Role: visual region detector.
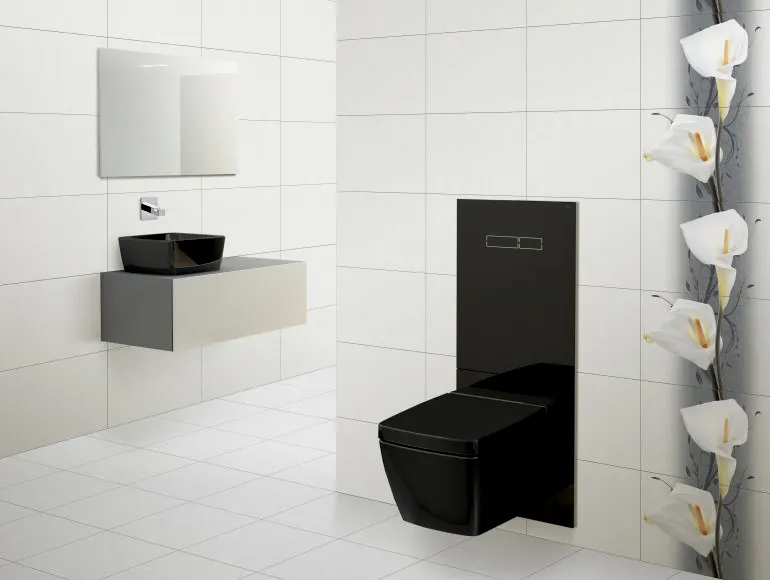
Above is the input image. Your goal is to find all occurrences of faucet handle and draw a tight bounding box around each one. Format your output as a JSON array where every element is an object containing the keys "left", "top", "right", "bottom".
[{"left": 140, "top": 197, "right": 166, "bottom": 221}]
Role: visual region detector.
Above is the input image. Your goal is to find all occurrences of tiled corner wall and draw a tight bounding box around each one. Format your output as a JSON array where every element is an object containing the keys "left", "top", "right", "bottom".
[
  {"left": 0, "top": 0, "right": 336, "bottom": 458},
  {"left": 336, "top": 0, "right": 770, "bottom": 576}
]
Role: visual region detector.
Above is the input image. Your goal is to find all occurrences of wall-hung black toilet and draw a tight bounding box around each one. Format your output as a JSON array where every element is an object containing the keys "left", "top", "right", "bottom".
[{"left": 379, "top": 200, "right": 578, "bottom": 536}]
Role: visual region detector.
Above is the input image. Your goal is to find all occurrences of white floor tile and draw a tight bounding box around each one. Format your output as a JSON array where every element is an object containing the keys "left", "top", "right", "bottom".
[
  {"left": 149, "top": 429, "right": 260, "bottom": 461},
  {"left": 528, "top": 550, "right": 676, "bottom": 580},
  {"left": 116, "top": 503, "right": 254, "bottom": 549},
  {"left": 133, "top": 462, "right": 257, "bottom": 501},
  {"left": 199, "top": 478, "right": 329, "bottom": 519},
  {"left": 218, "top": 410, "right": 326, "bottom": 439},
  {"left": 430, "top": 530, "right": 580, "bottom": 580},
  {"left": 160, "top": 400, "right": 263, "bottom": 427},
  {"left": 0, "top": 513, "right": 99, "bottom": 561},
  {"left": 387, "top": 562, "right": 494, "bottom": 580},
  {"left": 22, "top": 531, "right": 170, "bottom": 580},
  {"left": 275, "top": 421, "right": 337, "bottom": 452},
  {"left": 346, "top": 516, "right": 467, "bottom": 558},
  {"left": 263, "top": 540, "right": 416, "bottom": 580},
  {"left": 0, "top": 500, "right": 33, "bottom": 526},
  {"left": 281, "top": 367, "right": 336, "bottom": 391},
  {"left": 71, "top": 449, "right": 193, "bottom": 484},
  {"left": 226, "top": 383, "right": 322, "bottom": 409},
  {"left": 273, "top": 454, "right": 337, "bottom": 490},
  {"left": 280, "top": 393, "right": 336, "bottom": 420},
  {"left": 0, "top": 564, "right": 65, "bottom": 579},
  {"left": 185, "top": 520, "right": 331, "bottom": 571},
  {"left": 106, "top": 552, "right": 252, "bottom": 580},
  {"left": 91, "top": 417, "right": 203, "bottom": 447},
  {"left": 50, "top": 486, "right": 183, "bottom": 530},
  {"left": 0, "top": 458, "right": 55, "bottom": 489},
  {"left": 16, "top": 437, "right": 133, "bottom": 470},
  {"left": 0, "top": 471, "right": 117, "bottom": 511},
  {"left": 208, "top": 441, "right": 327, "bottom": 475},
  {"left": 267, "top": 494, "right": 397, "bottom": 538}
]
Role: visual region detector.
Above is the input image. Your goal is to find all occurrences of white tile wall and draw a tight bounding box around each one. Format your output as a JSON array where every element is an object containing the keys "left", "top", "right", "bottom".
[
  {"left": 109, "top": 0, "right": 202, "bottom": 46},
  {"left": 281, "top": 122, "right": 336, "bottom": 186},
  {"left": 426, "top": 354, "right": 456, "bottom": 399},
  {"left": 338, "top": 0, "right": 426, "bottom": 39},
  {"left": 202, "top": 0, "right": 280, "bottom": 54},
  {"left": 0, "top": 0, "right": 106, "bottom": 36},
  {"left": 281, "top": 245, "right": 336, "bottom": 309},
  {"left": 336, "top": 418, "right": 395, "bottom": 504},
  {"left": 426, "top": 275, "right": 456, "bottom": 356},
  {"left": 202, "top": 332, "right": 281, "bottom": 400},
  {"left": 528, "top": 0, "right": 640, "bottom": 26},
  {"left": 427, "top": 0, "right": 526, "bottom": 33},
  {"left": 280, "top": 185, "right": 336, "bottom": 250},
  {"left": 281, "top": 0, "right": 336, "bottom": 61},
  {"left": 281, "top": 59, "right": 336, "bottom": 122},
  {"left": 281, "top": 306, "right": 337, "bottom": 379}
]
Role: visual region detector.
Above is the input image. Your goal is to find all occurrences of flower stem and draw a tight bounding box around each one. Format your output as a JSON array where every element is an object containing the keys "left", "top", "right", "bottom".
[
  {"left": 710, "top": 553, "right": 722, "bottom": 578},
  {"left": 714, "top": 301, "right": 726, "bottom": 400},
  {"left": 709, "top": 366, "right": 723, "bottom": 401},
  {"left": 715, "top": 492, "right": 725, "bottom": 577},
  {"left": 714, "top": 116, "right": 726, "bottom": 213}
]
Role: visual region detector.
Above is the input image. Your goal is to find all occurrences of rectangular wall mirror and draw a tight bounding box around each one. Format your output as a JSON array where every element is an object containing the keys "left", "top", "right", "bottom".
[{"left": 98, "top": 48, "right": 239, "bottom": 178}]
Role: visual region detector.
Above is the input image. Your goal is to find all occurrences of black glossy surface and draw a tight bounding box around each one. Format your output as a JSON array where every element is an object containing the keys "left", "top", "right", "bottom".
[{"left": 119, "top": 233, "right": 226, "bottom": 275}]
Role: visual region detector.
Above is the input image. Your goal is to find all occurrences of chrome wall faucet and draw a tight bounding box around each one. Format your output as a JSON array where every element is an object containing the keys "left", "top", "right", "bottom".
[{"left": 140, "top": 197, "right": 166, "bottom": 221}]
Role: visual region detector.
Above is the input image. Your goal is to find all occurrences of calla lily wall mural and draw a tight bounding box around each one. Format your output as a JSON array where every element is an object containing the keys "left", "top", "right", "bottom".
[{"left": 641, "top": 6, "right": 756, "bottom": 580}]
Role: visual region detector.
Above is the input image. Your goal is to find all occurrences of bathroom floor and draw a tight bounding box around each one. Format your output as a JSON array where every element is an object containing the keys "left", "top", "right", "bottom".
[{"left": 0, "top": 367, "right": 696, "bottom": 580}]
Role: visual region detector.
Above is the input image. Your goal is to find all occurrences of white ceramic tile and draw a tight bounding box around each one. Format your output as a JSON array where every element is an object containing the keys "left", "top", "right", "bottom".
[
  {"left": 427, "top": 113, "right": 526, "bottom": 196},
  {"left": 431, "top": 530, "right": 579, "bottom": 580},
  {"left": 338, "top": 115, "right": 425, "bottom": 193},
  {"left": 0, "top": 514, "right": 99, "bottom": 561},
  {"left": 202, "top": 0, "right": 280, "bottom": 54},
  {"left": 273, "top": 454, "right": 337, "bottom": 491},
  {"left": 161, "top": 400, "right": 260, "bottom": 428},
  {"left": 527, "top": 461, "right": 642, "bottom": 559},
  {"left": 347, "top": 516, "right": 466, "bottom": 558},
  {"left": 218, "top": 409, "right": 326, "bottom": 439},
  {"left": 527, "top": 549, "right": 675, "bottom": 580},
  {"left": 282, "top": 58, "right": 336, "bottom": 122},
  {"left": 427, "top": 0, "right": 525, "bottom": 33},
  {"left": 281, "top": 122, "right": 336, "bottom": 186},
  {"left": 91, "top": 416, "right": 202, "bottom": 448},
  {"left": 107, "top": 189, "right": 201, "bottom": 270},
  {"left": 387, "top": 562, "right": 495, "bottom": 580},
  {"left": 281, "top": 245, "right": 336, "bottom": 309},
  {"left": 117, "top": 503, "right": 253, "bottom": 549},
  {"left": 108, "top": 347, "right": 202, "bottom": 426},
  {"left": 427, "top": 354, "right": 456, "bottom": 398},
  {"left": 578, "top": 286, "right": 641, "bottom": 379},
  {"left": 528, "top": 110, "right": 641, "bottom": 199},
  {"left": 0, "top": 0, "right": 106, "bottom": 36},
  {"left": 51, "top": 486, "right": 183, "bottom": 529},
  {"left": 338, "top": 343, "right": 426, "bottom": 423},
  {"left": 133, "top": 462, "right": 256, "bottom": 501},
  {"left": 338, "top": 191, "right": 426, "bottom": 272},
  {"left": 280, "top": 393, "right": 336, "bottom": 420},
  {"left": 339, "top": 0, "right": 425, "bottom": 39},
  {"left": 336, "top": 419, "right": 394, "bottom": 503},
  {"left": 426, "top": 275, "right": 456, "bottom": 356},
  {"left": 0, "top": 195, "right": 106, "bottom": 285},
  {"left": 71, "top": 449, "right": 192, "bottom": 484},
  {"left": 577, "top": 374, "right": 641, "bottom": 470},
  {"left": 268, "top": 493, "right": 396, "bottom": 537},
  {"left": 199, "top": 477, "right": 329, "bottom": 518},
  {"left": 338, "top": 36, "right": 425, "bottom": 115},
  {"left": 0, "top": 564, "right": 65, "bottom": 579},
  {"left": 0, "top": 114, "right": 104, "bottom": 199},
  {"left": 338, "top": 268, "right": 426, "bottom": 351},
  {"left": 0, "top": 354, "right": 107, "bottom": 458},
  {"left": 17, "top": 437, "right": 131, "bottom": 470},
  {"left": 208, "top": 440, "right": 327, "bottom": 475},
  {"left": 528, "top": 0, "right": 640, "bottom": 26},
  {"left": 186, "top": 520, "right": 330, "bottom": 571},
  {"left": 0, "top": 276, "right": 104, "bottom": 372},
  {"left": 428, "top": 29, "right": 526, "bottom": 113},
  {"left": 0, "top": 471, "right": 117, "bottom": 511},
  {"left": 22, "top": 531, "right": 170, "bottom": 580},
  {"left": 0, "top": 458, "right": 55, "bottom": 490},
  {"left": 0, "top": 28, "right": 102, "bottom": 114},
  {"left": 227, "top": 383, "right": 322, "bottom": 409},
  {"left": 528, "top": 20, "right": 641, "bottom": 111},
  {"left": 280, "top": 185, "right": 336, "bottom": 250},
  {"left": 202, "top": 121, "right": 280, "bottom": 189},
  {"left": 149, "top": 429, "right": 259, "bottom": 461},
  {"left": 264, "top": 539, "right": 416, "bottom": 580},
  {"left": 281, "top": 0, "right": 336, "bottom": 61},
  {"left": 281, "top": 306, "right": 337, "bottom": 378},
  {"left": 281, "top": 367, "right": 337, "bottom": 392},
  {"left": 0, "top": 501, "right": 32, "bottom": 526},
  {"left": 106, "top": 552, "right": 252, "bottom": 580},
  {"left": 109, "top": 0, "right": 201, "bottom": 45},
  {"left": 203, "top": 332, "right": 281, "bottom": 400},
  {"left": 276, "top": 421, "right": 337, "bottom": 452},
  {"left": 202, "top": 187, "right": 281, "bottom": 256}
]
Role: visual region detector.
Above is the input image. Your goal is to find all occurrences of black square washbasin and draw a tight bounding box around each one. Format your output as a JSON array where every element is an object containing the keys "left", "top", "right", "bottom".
[{"left": 119, "top": 233, "right": 226, "bottom": 275}]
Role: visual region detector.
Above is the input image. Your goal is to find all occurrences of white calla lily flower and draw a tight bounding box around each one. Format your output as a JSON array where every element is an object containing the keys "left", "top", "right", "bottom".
[
  {"left": 644, "top": 299, "right": 718, "bottom": 371},
  {"left": 645, "top": 483, "right": 718, "bottom": 557},
  {"left": 681, "top": 19, "right": 749, "bottom": 119},
  {"left": 680, "top": 209, "right": 749, "bottom": 309},
  {"left": 643, "top": 115, "right": 717, "bottom": 183},
  {"left": 681, "top": 399, "right": 749, "bottom": 497}
]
